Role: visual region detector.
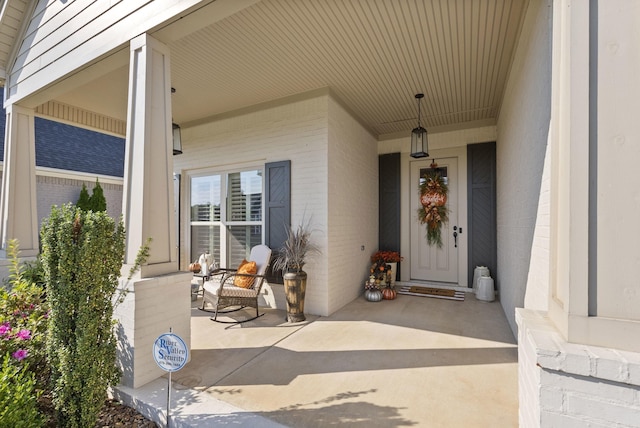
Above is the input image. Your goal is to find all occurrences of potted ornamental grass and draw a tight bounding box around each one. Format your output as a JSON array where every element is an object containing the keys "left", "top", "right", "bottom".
[{"left": 273, "top": 219, "right": 319, "bottom": 322}]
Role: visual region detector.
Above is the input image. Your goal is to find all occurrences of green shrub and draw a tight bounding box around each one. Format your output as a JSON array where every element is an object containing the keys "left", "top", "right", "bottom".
[
  {"left": 76, "top": 179, "right": 107, "bottom": 212},
  {"left": 88, "top": 179, "right": 107, "bottom": 212},
  {"left": 0, "top": 354, "right": 44, "bottom": 428},
  {"left": 0, "top": 240, "right": 49, "bottom": 388},
  {"left": 0, "top": 240, "right": 48, "bottom": 427},
  {"left": 76, "top": 184, "right": 91, "bottom": 211},
  {"left": 41, "top": 204, "right": 125, "bottom": 428},
  {"left": 20, "top": 257, "right": 46, "bottom": 289}
]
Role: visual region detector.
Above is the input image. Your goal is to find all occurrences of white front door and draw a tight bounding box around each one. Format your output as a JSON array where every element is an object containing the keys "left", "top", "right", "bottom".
[{"left": 410, "top": 157, "right": 459, "bottom": 283}]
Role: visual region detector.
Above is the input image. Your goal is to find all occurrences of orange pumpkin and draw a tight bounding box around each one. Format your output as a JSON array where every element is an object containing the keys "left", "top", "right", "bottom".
[
  {"left": 189, "top": 262, "right": 201, "bottom": 273},
  {"left": 382, "top": 287, "right": 397, "bottom": 300}
]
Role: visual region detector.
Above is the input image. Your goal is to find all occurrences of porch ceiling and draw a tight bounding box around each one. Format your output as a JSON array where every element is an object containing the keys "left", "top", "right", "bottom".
[{"left": 44, "top": 0, "right": 528, "bottom": 137}]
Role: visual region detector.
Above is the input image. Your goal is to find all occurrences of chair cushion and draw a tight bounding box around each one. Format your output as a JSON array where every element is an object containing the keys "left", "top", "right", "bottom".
[
  {"left": 202, "top": 281, "right": 258, "bottom": 298},
  {"left": 234, "top": 259, "right": 257, "bottom": 288}
]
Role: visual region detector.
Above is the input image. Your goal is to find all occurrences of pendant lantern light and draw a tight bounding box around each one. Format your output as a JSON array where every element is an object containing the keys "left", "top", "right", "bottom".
[
  {"left": 410, "top": 93, "right": 429, "bottom": 158},
  {"left": 172, "top": 123, "right": 182, "bottom": 155},
  {"left": 171, "top": 87, "right": 182, "bottom": 155}
]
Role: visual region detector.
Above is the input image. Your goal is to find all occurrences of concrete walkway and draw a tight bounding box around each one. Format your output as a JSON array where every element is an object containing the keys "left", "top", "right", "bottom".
[{"left": 115, "top": 290, "right": 518, "bottom": 427}]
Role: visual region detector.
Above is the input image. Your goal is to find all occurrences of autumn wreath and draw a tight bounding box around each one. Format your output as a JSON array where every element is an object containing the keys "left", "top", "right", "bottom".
[{"left": 417, "top": 170, "right": 449, "bottom": 247}]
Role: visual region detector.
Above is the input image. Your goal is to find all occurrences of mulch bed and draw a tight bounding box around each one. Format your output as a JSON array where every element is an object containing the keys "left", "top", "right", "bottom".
[
  {"left": 94, "top": 399, "right": 158, "bottom": 428},
  {"left": 39, "top": 393, "right": 158, "bottom": 428}
]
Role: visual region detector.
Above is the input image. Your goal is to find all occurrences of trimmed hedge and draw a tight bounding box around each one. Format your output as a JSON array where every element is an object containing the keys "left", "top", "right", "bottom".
[{"left": 41, "top": 204, "right": 125, "bottom": 428}]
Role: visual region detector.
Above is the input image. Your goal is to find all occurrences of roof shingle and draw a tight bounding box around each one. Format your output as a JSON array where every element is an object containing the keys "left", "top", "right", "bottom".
[{"left": 0, "top": 89, "right": 125, "bottom": 178}]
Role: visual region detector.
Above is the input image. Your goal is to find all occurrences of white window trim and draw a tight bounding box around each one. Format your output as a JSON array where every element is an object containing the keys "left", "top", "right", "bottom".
[{"left": 186, "top": 164, "right": 265, "bottom": 266}]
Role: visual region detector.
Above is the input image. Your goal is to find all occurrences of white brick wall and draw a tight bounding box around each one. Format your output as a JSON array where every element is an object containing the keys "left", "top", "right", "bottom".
[
  {"left": 517, "top": 308, "right": 640, "bottom": 428},
  {"left": 114, "top": 272, "right": 192, "bottom": 388},
  {"left": 175, "top": 90, "right": 379, "bottom": 316},
  {"left": 0, "top": 168, "right": 123, "bottom": 281},
  {"left": 327, "top": 97, "right": 378, "bottom": 314},
  {"left": 36, "top": 174, "right": 123, "bottom": 226},
  {"left": 524, "top": 140, "right": 550, "bottom": 311},
  {"left": 496, "top": 0, "right": 552, "bottom": 335},
  {"left": 518, "top": 309, "right": 542, "bottom": 427}
]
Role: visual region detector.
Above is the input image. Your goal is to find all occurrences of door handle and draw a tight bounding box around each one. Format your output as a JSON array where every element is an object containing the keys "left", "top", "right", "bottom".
[{"left": 453, "top": 226, "right": 460, "bottom": 248}]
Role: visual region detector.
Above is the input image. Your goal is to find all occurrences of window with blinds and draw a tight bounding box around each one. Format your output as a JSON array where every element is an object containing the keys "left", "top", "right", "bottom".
[
  {"left": 227, "top": 171, "right": 262, "bottom": 222},
  {"left": 189, "top": 169, "right": 262, "bottom": 268},
  {"left": 191, "top": 175, "right": 221, "bottom": 221}
]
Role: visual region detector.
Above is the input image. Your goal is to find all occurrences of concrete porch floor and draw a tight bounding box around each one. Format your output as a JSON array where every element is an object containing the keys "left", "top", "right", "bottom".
[{"left": 115, "top": 291, "right": 518, "bottom": 427}]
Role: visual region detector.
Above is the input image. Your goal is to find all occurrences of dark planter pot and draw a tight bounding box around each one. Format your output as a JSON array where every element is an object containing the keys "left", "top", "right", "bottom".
[{"left": 283, "top": 271, "right": 307, "bottom": 322}]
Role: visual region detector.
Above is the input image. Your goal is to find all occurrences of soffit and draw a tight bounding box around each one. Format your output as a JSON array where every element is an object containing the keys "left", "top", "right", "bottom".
[
  {"left": 0, "top": 0, "right": 28, "bottom": 81},
  {"left": 53, "top": 0, "right": 529, "bottom": 137}
]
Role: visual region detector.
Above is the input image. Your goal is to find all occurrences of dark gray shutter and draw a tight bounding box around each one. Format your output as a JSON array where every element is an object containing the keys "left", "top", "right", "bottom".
[
  {"left": 379, "top": 153, "right": 401, "bottom": 279},
  {"left": 467, "top": 142, "right": 497, "bottom": 288},
  {"left": 265, "top": 159, "right": 291, "bottom": 251}
]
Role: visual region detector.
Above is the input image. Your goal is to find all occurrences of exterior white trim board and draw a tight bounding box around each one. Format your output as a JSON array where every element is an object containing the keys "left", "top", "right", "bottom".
[{"left": 34, "top": 166, "right": 123, "bottom": 185}]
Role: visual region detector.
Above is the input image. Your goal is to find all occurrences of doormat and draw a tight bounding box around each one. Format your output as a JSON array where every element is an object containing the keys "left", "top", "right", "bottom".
[{"left": 397, "top": 286, "right": 465, "bottom": 301}]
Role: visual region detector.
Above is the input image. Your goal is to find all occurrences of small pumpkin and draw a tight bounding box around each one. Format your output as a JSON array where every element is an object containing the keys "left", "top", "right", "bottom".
[
  {"left": 189, "top": 262, "right": 201, "bottom": 273},
  {"left": 365, "top": 289, "right": 383, "bottom": 302},
  {"left": 382, "top": 287, "right": 397, "bottom": 300}
]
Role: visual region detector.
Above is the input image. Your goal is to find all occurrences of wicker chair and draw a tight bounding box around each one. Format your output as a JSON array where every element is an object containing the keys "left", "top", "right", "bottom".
[{"left": 200, "top": 244, "right": 272, "bottom": 323}]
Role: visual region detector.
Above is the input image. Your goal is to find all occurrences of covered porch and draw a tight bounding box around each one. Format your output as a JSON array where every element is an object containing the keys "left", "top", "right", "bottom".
[
  {"left": 1, "top": 1, "right": 640, "bottom": 425},
  {"left": 114, "top": 292, "right": 518, "bottom": 427},
  {"left": 0, "top": 0, "right": 533, "bottom": 322}
]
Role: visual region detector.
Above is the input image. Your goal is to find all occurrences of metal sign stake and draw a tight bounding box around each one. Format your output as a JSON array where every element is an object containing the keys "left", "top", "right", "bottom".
[
  {"left": 153, "top": 327, "right": 189, "bottom": 428},
  {"left": 167, "top": 371, "right": 172, "bottom": 426},
  {"left": 167, "top": 327, "right": 172, "bottom": 428}
]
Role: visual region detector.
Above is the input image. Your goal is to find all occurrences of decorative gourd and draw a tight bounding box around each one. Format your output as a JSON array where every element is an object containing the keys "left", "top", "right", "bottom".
[
  {"left": 382, "top": 287, "right": 397, "bottom": 300},
  {"left": 189, "top": 262, "right": 201, "bottom": 273},
  {"left": 365, "top": 289, "right": 383, "bottom": 302}
]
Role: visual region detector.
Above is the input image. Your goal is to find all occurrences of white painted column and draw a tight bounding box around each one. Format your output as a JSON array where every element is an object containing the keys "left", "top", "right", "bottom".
[
  {"left": 546, "top": 0, "right": 640, "bottom": 353},
  {"left": 123, "top": 33, "right": 177, "bottom": 278},
  {"left": 115, "top": 34, "right": 191, "bottom": 389},
  {"left": 519, "top": 2, "right": 640, "bottom": 426},
  {"left": 0, "top": 105, "right": 38, "bottom": 257}
]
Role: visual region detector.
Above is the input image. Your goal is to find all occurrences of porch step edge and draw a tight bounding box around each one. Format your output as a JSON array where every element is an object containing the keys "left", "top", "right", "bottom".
[{"left": 111, "top": 378, "right": 286, "bottom": 428}]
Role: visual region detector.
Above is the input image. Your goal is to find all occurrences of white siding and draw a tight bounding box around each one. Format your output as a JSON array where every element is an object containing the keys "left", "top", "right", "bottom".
[
  {"left": 174, "top": 92, "right": 331, "bottom": 316},
  {"left": 327, "top": 97, "right": 378, "bottom": 315},
  {"left": 6, "top": 0, "right": 205, "bottom": 104},
  {"left": 496, "top": 0, "right": 552, "bottom": 335},
  {"left": 36, "top": 100, "right": 126, "bottom": 136},
  {"left": 0, "top": 0, "right": 28, "bottom": 67}
]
